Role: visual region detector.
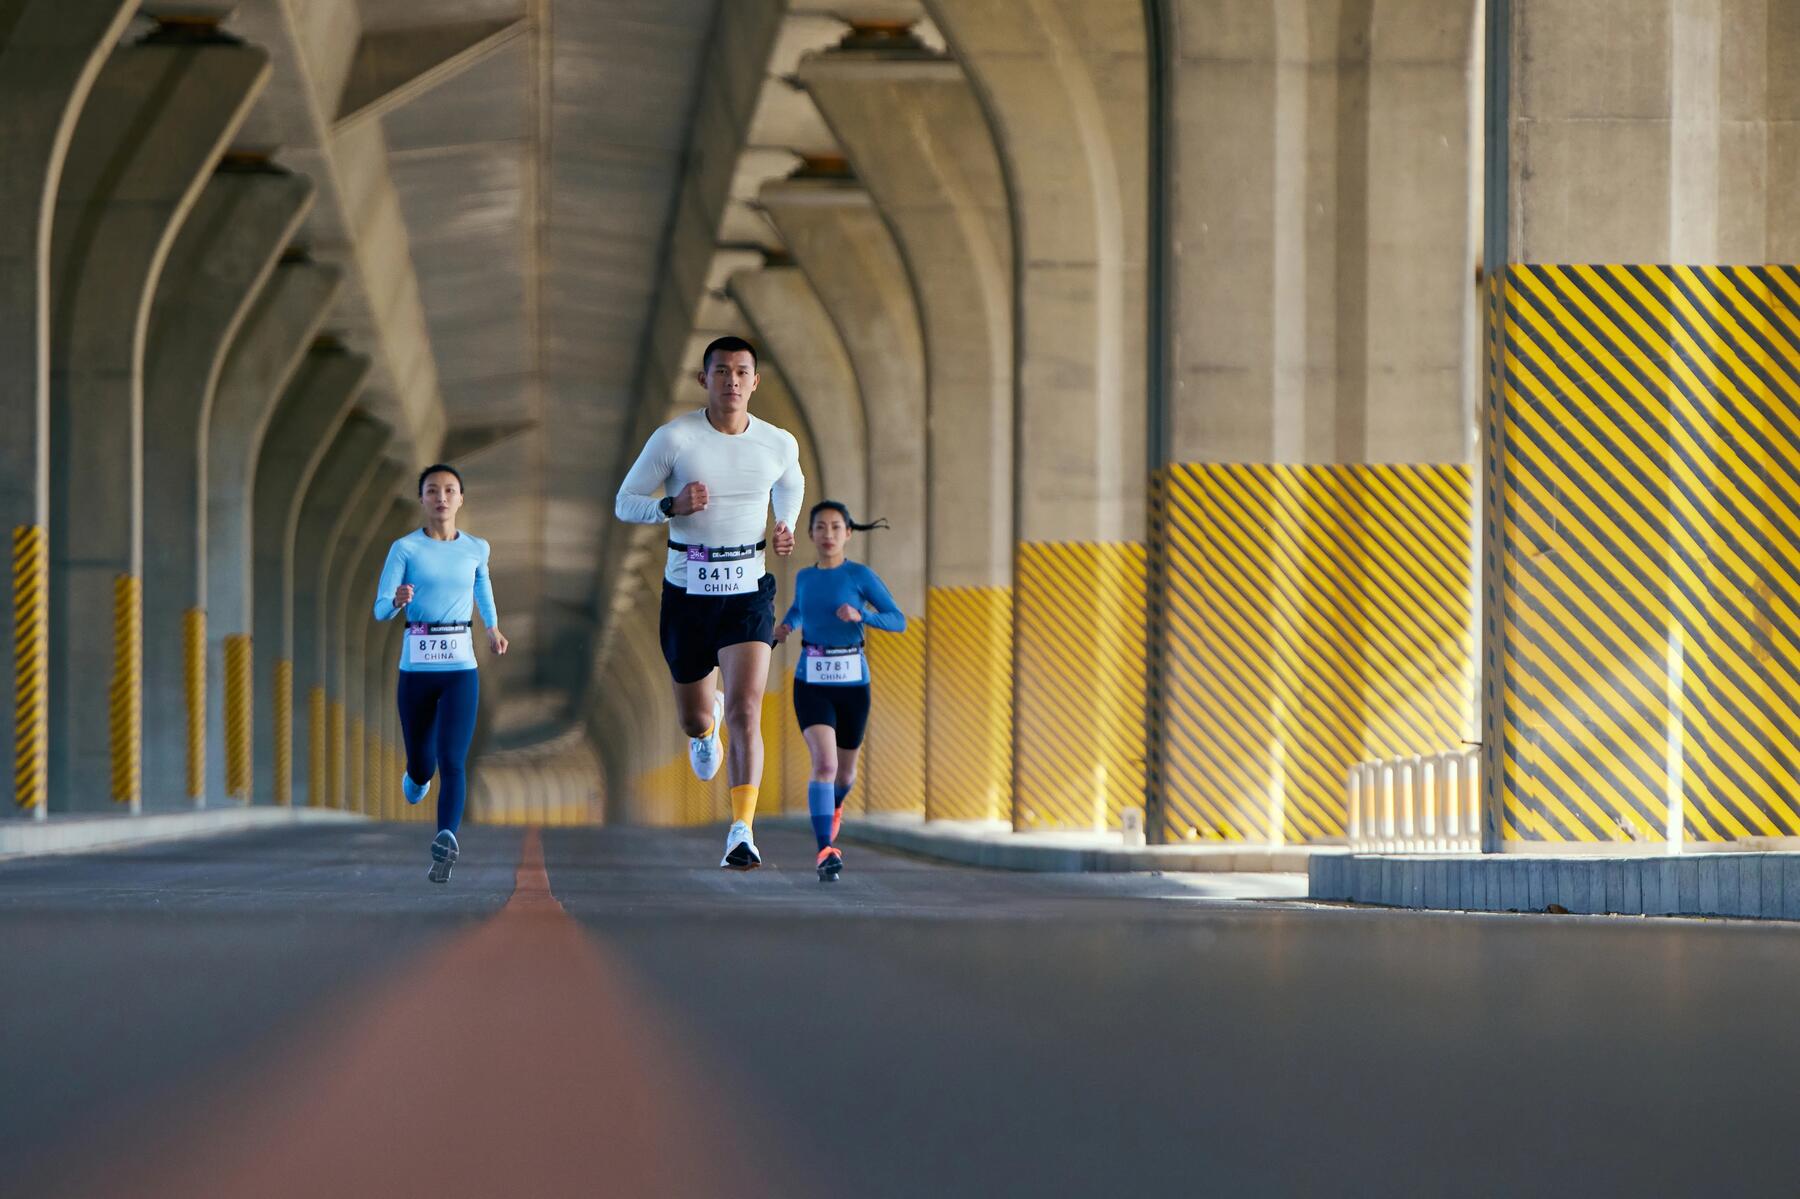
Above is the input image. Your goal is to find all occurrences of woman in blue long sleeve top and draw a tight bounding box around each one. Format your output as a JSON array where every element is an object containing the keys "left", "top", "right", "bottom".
[
  {"left": 374, "top": 463, "right": 509, "bottom": 883},
  {"left": 772, "top": 500, "right": 905, "bottom": 881}
]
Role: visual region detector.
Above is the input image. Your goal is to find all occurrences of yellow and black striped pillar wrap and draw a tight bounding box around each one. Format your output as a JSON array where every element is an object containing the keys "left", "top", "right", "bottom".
[
  {"left": 110, "top": 575, "right": 142, "bottom": 805},
  {"left": 327, "top": 699, "right": 344, "bottom": 809},
  {"left": 863, "top": 621, "right": 926, "bottom": 814},
  {"left": 183, "top": 608, "right": 205, "bottom": 800},
  {"left": 224, "top": 635, "right": 252, "bottom": 799},
  {"left": 307, "top": 685, "right": 325, "bottom": 807},
  {"left": 1491, "top": 264, "right": 1800, "bottom": 844},
  {"left": 1014, "top": 545, "right": 1147, "bottom": 830},
  {"left": 12, "top": 526, "right": 48, "bottom": 811},
  {"left": 925, "top": 586, "right": 1013, "bottom": 821},
  {"left": 1160, "top": 463, "right": 1473, "bottom": 843},
  {"left": 362, "top": 724, "right": 378, "bottom": 818},
  {"left": 347, "top": 714, "right": 363, "bottom": 813},
  {"left": 272, "top": 659, "right": 292, "bottom": 806}
]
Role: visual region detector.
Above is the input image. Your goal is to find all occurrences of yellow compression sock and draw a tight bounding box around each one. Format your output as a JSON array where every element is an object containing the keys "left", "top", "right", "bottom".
[{"left": 730, "top": 785, "right": 759, "bottom": 827}]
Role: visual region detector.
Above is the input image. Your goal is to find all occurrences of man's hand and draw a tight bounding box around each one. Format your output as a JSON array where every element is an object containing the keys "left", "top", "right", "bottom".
[
  {"left": 773, "top": 622, "right": 793, "bottom": 646},
  {"left": 671, "top": 481, "right": 709, "bottom": 516},
  {"left": 393, "top": 583, "right": 414, "bottom": 608},
  {"left": 772, "top": 522, "right": 795, "bottom": 557},
  {"left": 836, "top": 603, "right": 864, "bottom": 624},
  {"left": 488, "top": 628, "right": 509, "bottom": 656}
]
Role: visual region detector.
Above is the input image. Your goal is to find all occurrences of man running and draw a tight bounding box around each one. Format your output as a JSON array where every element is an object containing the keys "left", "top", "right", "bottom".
[
  {"left": 374, "top": 463, "right": 508, "bottom": 883},
  {"left": 615, "top": 335, "right": 803, "bottom": 869}
]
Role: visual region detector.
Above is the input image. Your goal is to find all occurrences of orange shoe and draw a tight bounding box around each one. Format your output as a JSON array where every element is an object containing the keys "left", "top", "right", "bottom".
[
  {"left": 831, "top": 807, "right": 843, "bottom": 844},
  {"left": 815, "top": 845, "right": 843, "bottom": 883}
]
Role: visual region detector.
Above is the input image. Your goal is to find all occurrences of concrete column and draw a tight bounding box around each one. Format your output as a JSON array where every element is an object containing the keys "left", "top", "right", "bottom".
[
  {"left": 727, "top": 266, "right": 870, "bottom": 521},
  {"left": 291, "top": 414, "right": 388, "bottom": 807},
  {"left": 250, "top": 346, "right": 370, "bottom": 806},
  {"left": 141, "top": 165, "right": 314, "bottom": 809},
  {"left": 345, "top": 501, "right": 411, "bottom": 814},
  {"left": 0, "top": 0, "right": 135, "bottom": 813},
  {"left": 203, "top": 260, "right": 341, "bottom": 805},
  {"left": 324, "top": 464, "right": 406, "bottom": 810},
  {"left": 801, "top": 44, "right": 1016, "bottom": 824},
  {"left": 47, "top": 32, "right": 269, "bottom": 813},
  {"left": 760, "top": 176, "right": 928, "bottom": 613},
  {"left": 1510, "top": 0, "right": 1800, "bottom": 261}
]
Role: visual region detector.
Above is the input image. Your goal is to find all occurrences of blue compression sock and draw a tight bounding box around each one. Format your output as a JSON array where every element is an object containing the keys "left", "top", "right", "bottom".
[
  {"left": 834, "top": 782, "right": 851, "bottom": 811},
  {"left": 808, "top": 781, "right": 836, "bottom": 850}
]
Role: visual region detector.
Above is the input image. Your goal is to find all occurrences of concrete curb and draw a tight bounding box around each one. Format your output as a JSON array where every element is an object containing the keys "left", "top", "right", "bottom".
[
  {"left": 766, "top": 814, "right": 1311, "bottom": 874},
  {"left": 1310, "top": 851, "right": 1800, "bottom": 920},
  {"left": 0, "top": 808, "right": 366, "bottom": 861}
]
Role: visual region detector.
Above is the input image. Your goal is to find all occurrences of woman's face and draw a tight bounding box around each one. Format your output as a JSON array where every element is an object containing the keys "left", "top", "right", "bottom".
[
  {"left": 421, "top": 472, "right": 464, "bottom": 523},
  {"left": 811, "top": 509, "right": 849, "bottom": 557}
]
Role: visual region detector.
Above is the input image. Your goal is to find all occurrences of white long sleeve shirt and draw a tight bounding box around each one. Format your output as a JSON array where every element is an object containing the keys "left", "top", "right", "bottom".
[{"left": 615, "top": 408, "right": 805, "bottom": 587}]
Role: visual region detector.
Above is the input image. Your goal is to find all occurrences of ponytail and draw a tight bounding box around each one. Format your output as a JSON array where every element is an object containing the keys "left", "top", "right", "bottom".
[{"left": 809, "top": 500, "right": 888, "bottom": 533}]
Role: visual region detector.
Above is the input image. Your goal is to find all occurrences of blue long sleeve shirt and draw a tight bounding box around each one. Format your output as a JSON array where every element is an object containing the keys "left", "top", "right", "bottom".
[
  {"left": 780, "top": 560, "right": 906, "bottom": 682},
  {"left": 374, "top": 529, "right": 498, "bottom": 672}
]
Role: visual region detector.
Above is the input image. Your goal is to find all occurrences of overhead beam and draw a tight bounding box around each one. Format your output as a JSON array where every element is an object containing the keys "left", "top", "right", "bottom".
[{"left": 335, "top": 19, "right": 529, "bottom": 133}]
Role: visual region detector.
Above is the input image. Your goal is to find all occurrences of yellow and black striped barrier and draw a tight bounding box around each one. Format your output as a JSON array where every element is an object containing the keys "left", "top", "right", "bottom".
[
  {"left": 184, "top": 608, "right": 205, "bottom": 799},
  {"left": 864, "top": 620, "right": 926, "bottom": 814},
  {"left": 273, "top": 659, "right": 292, "bottom": 806},
  {"left": 12, "top": 526, "right": 47, "bottom": 811},
  {"left": 224, "top": 635, "right": 252, "bottom": 799},
  {"left": 347, "top": 714, "right": 364, "bottom": 813},
  {"left": 110, "top": 575, "right": 141, "bottom": 806},
  {"left": 307, "top": 685, "right": 324, "bottom": 807},
  {"left": 925, "top": 586, "right": 1012, "bottom": 821},
  {"left": 327, "top": 698, "right": 344, "bottom": 809}
]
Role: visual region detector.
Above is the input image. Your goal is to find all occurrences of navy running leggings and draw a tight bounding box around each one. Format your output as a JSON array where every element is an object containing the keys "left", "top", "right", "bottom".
[{"left": 396, "top": 668, "right": 479, "bottom": 834}]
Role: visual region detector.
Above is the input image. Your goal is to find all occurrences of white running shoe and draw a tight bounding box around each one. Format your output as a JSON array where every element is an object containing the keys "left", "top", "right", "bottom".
[
  {"left": 720, "top": 820, "right": 761, "bottom": 870},
  {"left": 689, "top": 692, "right": 724, "bottom": 781}
]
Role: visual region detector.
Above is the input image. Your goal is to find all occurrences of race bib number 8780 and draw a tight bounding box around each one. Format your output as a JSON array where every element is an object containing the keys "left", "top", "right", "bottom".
[{"left": 406, "top": 623, "right": 474, "bottom": 667}]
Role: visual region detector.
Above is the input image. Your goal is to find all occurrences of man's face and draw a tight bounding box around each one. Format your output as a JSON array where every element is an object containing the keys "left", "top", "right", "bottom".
[{"left": 699, "top": 350, "right": 759, "bottom": 410}]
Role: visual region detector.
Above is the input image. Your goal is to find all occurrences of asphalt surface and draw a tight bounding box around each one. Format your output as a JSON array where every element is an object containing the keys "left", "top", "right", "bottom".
[{"left": 4, "top": 822, "right": 1800, "bottom": 1196}]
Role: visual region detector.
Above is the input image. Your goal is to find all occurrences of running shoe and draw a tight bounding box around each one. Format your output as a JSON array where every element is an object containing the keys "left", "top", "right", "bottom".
[
  {"left": 690, "top": 692, "right": 724, "bottom": 781},
  {"left": 402, "top": 772, "right": 431, "bottom": 805},
  {"left": 816, "top": 845, "right": 843, "bottom": 883},
  {"left": 720, "top": 820, "right": 761, "bottom": 870},
  {"left": 428, "top": 829, "right": 459, "bottom": 883},
  {"left": 831, "top": 806, "right": 843, "bottom": 845}
]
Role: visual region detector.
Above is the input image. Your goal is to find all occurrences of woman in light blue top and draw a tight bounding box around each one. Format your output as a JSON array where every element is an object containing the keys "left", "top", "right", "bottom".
[
  {"left": 772, "top": 501, "right": 905, "bottom": 881},
  {"left": 374, "top": 463, "right": 508, "bottom": 883}
]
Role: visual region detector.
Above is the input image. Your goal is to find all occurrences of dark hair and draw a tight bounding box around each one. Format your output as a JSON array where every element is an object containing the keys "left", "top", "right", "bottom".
[
  {"left": 418, "top": 464, "right": 464, "bottom": 495},
  {"left": 701, "top": 335, "right": 758, "bottom": 372},
  {"left": 809, "top": 500, "right": 888, "bottom": 533}
]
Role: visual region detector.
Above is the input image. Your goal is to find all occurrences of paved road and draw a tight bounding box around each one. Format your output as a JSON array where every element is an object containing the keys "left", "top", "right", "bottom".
[{"left": 3, "top": 822, "right": 1799, "bottom": 1196}]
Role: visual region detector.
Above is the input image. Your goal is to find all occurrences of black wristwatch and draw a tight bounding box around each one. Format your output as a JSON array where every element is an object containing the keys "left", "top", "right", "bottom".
[{"left": 659, "top": 496, "right": 676, "bottom": 519}]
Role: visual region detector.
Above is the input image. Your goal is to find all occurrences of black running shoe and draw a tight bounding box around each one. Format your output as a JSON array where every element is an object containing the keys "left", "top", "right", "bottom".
[
  {"left": 428, "top": 829, "right": 458, "bottom": 884},
  {"left": 816, "top": 846, "right": 843, "bottom": 882}
]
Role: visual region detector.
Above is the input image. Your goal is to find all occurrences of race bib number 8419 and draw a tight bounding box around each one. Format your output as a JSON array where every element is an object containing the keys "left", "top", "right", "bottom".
[{"left": 686, "top": 545, "right": 762, "bottom": 596}]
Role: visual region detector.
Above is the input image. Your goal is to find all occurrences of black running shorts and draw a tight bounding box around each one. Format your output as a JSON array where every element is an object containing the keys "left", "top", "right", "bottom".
[
  {"left": 792, "top": 678, "right": 873, "bottom": 749},
  {"left": 659, "top": 574, "right": 777, "bottom": 685}
]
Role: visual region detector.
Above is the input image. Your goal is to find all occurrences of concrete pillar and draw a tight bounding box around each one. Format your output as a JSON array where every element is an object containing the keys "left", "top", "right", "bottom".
[
  {"left": 250, "top": 346, "right": 370, "bottom": 806},
  {"left": 324, "top": 464, "right": 406, "bottom": 811},
  {"left": 727, "top": 266, "right": 870, "bottom": 520},
  {"left": 922, "top": 1, "right": 1150, "bottom": 832},
  {"left": 345, "top": 501, "right": 411, "bottom": 814},
  {"left": 292, "top": 413, "right": 388, "bottom": 807},
  {"left": 46, "top": 31, "right": 269, "bottom": 813},
  {"left": 0, "top": 0, "right": 135, "bottom": 814},
  {"left": 203, "top": 260, "right": 342, "bottom": 805},
  {"left": 800, "top": 43, "right": 1016, "bottom": 824},
  {"left": 760, "top": 176, "right": 928, "bottom": 612},
  {"left": 141, "top": 164, "right": 314, "bottom": 809},
  {"left": 760, "top": 174, "right": 931, "bottom": 817}
]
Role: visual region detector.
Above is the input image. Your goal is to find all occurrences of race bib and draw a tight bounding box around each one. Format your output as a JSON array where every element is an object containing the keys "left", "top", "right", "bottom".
[
  {"left": 804, "top": 644, "right": 866, "bottom": 685},
  {"left": 685, "top": 545, "right": 763, "bottom": 596},
  {"left": 406, "top": 622, "right": 474, "bottom": 667}
]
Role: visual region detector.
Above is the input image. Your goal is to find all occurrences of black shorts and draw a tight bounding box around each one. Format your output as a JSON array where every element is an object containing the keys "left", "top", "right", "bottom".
[
  {"left": 792, "top": 679, "right": 872, "bottom": 749},
  {"left": 659, "top": 574, "right": 777, "bottom": 685}
]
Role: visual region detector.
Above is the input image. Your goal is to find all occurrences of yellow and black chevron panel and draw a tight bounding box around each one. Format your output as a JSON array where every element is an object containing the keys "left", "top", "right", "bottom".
[
  {"left": 308, "top": 686, "right": 326, "bottom": 807},
  {"left": 1014, "top": 543, "right": 1146, "bottom": 830},
  {"left": 1492, "top": 264, "right": 1800, "bottom": 843},
  {"left": 347, "top": 714, "right": 364, "bottom": 813},
  {"left": 273, "top": 659, "right": 293, "bottom": 806},
  {"left": 328, "top": 699, "right": 345, "bottom": 809},
  {"left": 925, "top": 586, "right": 1013, "bottom": 822},
  {"left": 13, "top": 526, "right": 48, "bottom": 810},
  {"left": 225, "top": 634, "right": 253, "bottom": 799},
  {"left": 863, "top": 620, "right": 926, "bottom": 814},
  {"left": 110, "top": 574, "right": 142, "bottom": 805},
  {"left": 1160, "top": 463, "right": 1472, "bottom": 843}
]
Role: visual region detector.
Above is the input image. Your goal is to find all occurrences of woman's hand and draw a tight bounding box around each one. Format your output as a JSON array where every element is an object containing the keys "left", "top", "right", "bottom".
[
  {"left": 488, "top": 628, "right": 509, "bottom": 655},
  {"left": 773, "top": 622, "right": 793, "bottom": 645},
  {"left": 394, "top": 583, "right": 414, "bottom": 608},
  {"left": 836, "top": 603, "right": 864, "bottom": 624}
]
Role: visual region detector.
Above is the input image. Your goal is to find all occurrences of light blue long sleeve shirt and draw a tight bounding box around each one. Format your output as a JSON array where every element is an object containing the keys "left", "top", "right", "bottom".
[
  {"left": 374, "top": 529, "right": 498, "bottom": 672},
  {"left": 780, "top": 560, "right": 906, "bottom": 681}
]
